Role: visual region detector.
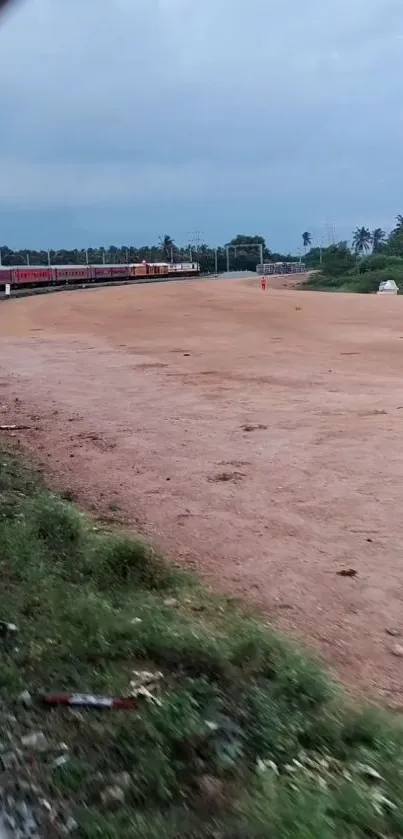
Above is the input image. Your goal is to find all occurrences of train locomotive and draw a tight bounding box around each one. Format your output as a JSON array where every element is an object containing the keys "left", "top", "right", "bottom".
[{"left": 0, "top": 261, "right": 200, "bottom": 291}]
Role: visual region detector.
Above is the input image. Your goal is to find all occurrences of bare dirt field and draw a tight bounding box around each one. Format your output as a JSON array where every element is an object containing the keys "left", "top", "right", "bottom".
[{"left": 1, "top": 278, "right": 403, "bottom": 703}]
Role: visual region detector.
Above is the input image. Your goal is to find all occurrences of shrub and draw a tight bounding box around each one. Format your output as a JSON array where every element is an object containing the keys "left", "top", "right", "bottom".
[
  {"left": 26, "top": 494, "right": 84, "bottom": 554},
  {"left": 88, "top": 533, "right": 177, "bottom": 590},
  {"left": 305, "top": 263, "right": 403, "bottom": 294},
  {"left": 321, "top": 244, "right": 356, "bottom": 277},
  {"left": 358, "top": 254, "right": 401, "bottom": 273}
]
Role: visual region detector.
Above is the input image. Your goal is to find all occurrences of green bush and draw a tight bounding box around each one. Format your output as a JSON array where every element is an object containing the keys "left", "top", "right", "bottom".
[
  {"left": 340, "top": 272, "right": 381, "bottom": 294},
  {"left": 321, "top": 244, "right": 356, "bottom": 277},
  {"left": 305, "top": 261, "right": 403, "bottom": 294},
  {"left": 85, "top": 532, "right": 177, "bottom": 590},
  {"left": 303, "top": 273, "right": 348, "bottom": 290},
  {"left": 26, "top": 494, "right": 84, "bottom": 554},
  {"left": 346, "top": 267, "right": 403, "bottom": 293},
  {"left": 358, "top": 254, "right": 403, "bottom": 273}
]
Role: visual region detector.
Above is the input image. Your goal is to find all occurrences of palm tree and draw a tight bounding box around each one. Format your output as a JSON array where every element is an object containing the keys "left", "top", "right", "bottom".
[
  {"left": 0, "top": 0, "right": 15, "bottom": 12},
  {"left": 371, "top": 228, "right": 386, "bottom": 253},
  {"left": 395, "top": 215, "right": 403, "bottom": 231},
  {"left": 352, "top": 227, "right": 372, "bottom": 256},
  {"left": 302, "top": 231, "right": 312, "bottom": 252},
  {"left": 159, "top": 235, "right": 175, "bottom": 263}
]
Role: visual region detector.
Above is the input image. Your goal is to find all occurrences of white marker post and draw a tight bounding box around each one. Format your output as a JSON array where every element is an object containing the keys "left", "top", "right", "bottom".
[{"left": 5, "top": 283, "right": 10, "bottom": 298}]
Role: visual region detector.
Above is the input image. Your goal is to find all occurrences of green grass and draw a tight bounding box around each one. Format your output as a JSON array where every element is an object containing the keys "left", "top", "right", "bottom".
[
  {"left": 2, "top": 450, "right": 403, "bottom": 837},
  {"left": 303, "top": 262, "right": 403, "bottom": 294}
]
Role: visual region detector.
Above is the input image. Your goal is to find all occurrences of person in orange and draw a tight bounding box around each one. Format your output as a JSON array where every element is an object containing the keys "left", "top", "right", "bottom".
[{"left": 260, "top": 276, "right": 267, "bottom": 291}]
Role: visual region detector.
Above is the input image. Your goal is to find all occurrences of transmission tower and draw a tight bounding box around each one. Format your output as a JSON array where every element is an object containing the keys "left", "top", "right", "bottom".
[{"left": 188, "top": 230, "right": 203, "bottom": 252}]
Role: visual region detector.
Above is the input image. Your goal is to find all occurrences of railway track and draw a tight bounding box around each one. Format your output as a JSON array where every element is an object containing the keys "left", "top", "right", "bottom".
[{"left": 0, "top": 273, "right": 206, "bottom": 301}]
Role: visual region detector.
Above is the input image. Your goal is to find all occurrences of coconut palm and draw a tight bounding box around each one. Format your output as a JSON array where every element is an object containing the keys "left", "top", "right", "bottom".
[
  {"left": 352, "top": 227, "right": 372, "bottom": 255},
  {"left": 371, "top": 228, "right": 386, "bottom": 253},
  {"left": 159, "top": 235, "right": 175, "bottom": 263},
  {"left": 302, "top": 231, "right": 312, "bottom": 251}
]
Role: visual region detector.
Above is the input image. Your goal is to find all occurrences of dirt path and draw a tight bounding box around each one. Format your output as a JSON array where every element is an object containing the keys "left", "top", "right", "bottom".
[{"left": 1, "top": 279, "right": 403, "bottom": 703}]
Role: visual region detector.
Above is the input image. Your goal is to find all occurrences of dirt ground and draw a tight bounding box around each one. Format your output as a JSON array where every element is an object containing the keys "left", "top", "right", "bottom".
[{"left": 1, "top": 278, "right": 403, "bottom": 703}]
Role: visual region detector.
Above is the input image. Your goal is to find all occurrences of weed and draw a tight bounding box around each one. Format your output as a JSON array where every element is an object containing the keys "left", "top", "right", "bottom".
[
  {"left": 87, "top": 532, "right": 178, "bottom": 591},
  {"left": 26, "top": 493, "right": 84, "bottom": 553}
]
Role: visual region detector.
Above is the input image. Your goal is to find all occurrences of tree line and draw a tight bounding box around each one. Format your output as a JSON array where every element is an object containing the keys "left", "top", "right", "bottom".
[
  {"left": 0, "top": 234, "right": 298, "bottom": 274},
  {"left": 303, "top": 216, "right": 403, "bottom": 294},
  {"left": 303, "top": 216, "right": 403, "bottom": 265},
  {"left": 3, "top": 218, "right": 403, "bottom": 277}
]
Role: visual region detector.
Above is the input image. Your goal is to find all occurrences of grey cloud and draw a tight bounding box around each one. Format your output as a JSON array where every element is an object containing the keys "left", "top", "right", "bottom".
[{"left": 0, "top": 0, "right": 402, "bottom": 246}]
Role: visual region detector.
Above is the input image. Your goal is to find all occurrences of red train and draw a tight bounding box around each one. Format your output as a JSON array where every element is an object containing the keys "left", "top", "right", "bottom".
[{"left": 0, "top": 261, "right": 200, "bottom": 291}]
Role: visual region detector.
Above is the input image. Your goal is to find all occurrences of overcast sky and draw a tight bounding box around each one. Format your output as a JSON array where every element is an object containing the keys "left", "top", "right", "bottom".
[{"left": 0, "top": 0, "right": 402, "bottom": 251}]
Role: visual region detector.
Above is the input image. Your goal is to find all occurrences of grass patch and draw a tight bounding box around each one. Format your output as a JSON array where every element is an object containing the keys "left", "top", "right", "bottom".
[
  {"left": 303, "top": 258, "right": 403, "bottom": 294},
  {"left": 1, "top": 450, "right": 403, "bottom": 837}
]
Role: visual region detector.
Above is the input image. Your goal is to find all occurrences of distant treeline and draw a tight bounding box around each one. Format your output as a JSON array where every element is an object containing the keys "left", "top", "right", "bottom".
[
  {"left": 0, "top": 235, "right": 298, "bottom": 274},
  {"left": 5, "top": 219, "right": 403, "bottom": 290}
]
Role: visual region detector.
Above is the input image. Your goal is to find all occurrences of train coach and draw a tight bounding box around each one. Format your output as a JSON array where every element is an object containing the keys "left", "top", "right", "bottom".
[{"left": 0, "top": 261, "right": 200, "bottom": 291}]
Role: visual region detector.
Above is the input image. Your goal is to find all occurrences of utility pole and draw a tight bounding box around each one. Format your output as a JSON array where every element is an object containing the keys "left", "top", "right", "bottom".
[
  {"left": 85, "top": 249, "right": 89, "bottom": 265},
  {"left": 170, "top": 246, "right": 173, "bottom": 265},
  {"left": 215, "top": 248, "right": 218, "bottom": 275},
  {"left": 226, "top": 246, "right": 230, "bottom": 273},
  {"left": 125, "top": 248, "right": 129, "bottom": 264},
  {"left": 259, "top": 243, "right": 263, "bottom": 266},
  {"left": 26, "top": 252, "right": 30, "bottom": 266},
  {"left": 47, "top": 250, "right": 51, "bottom": 266}
]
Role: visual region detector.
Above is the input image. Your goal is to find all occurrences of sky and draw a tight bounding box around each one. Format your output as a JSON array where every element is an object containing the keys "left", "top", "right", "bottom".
[{"left": 0, "top": 0, "right": 402, "bottom": 252}]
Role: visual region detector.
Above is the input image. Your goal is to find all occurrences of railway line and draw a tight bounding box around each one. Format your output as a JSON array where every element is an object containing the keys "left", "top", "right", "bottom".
[
  {"left": 0, "top": 260, "right": 200, "bottom": 299},
  {"left": 0, "top": 270, "right": 205, "bottom": 301}
]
